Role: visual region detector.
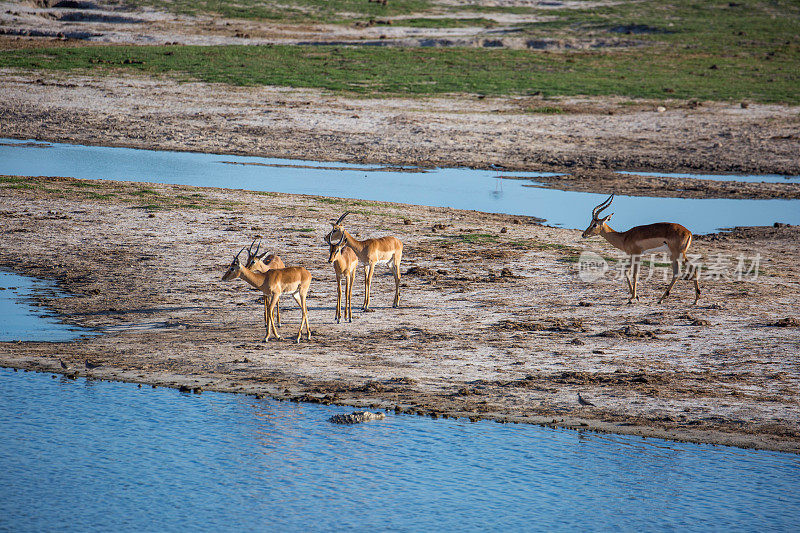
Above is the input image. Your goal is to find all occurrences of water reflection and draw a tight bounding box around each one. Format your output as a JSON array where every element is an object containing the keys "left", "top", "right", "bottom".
[{"left": 1, "top": 138, "right": 798, "bottom": 233}]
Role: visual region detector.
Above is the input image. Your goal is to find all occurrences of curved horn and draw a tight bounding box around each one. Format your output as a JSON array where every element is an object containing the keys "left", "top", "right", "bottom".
[
  {"left": 335, "top": 232, "right": 346, "bottom": 246},
  {"left": 334, "top": 211, "right": 350, "bottom": 225},
  {"left": 247, "top": 238, "right": 260, "bottom": 258},
  {"left": 592, "top": 194, "right": 614, "bottom": 219},
  {"left": 234, "top": 246, "right": 246, "bottom": 262}
]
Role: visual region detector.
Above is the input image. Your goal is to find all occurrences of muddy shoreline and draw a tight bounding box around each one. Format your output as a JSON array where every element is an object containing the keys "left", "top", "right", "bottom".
[{"left": 1, "top": 176, "right": 798, "bottom": 453}]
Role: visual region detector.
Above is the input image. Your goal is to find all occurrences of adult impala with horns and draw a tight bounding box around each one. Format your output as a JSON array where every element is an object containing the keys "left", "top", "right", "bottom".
[
  {"left": 222, "top": 246, "right": 312, "bottom": 343},
  {"left": 581, "top": 194, "right": 700, "bottom": 304},
  {"left": 325, "top": 211, "right": 403, "bottom": 311}
]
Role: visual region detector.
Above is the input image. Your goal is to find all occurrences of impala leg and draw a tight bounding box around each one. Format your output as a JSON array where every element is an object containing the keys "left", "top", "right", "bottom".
[
  {"left": 692, "top": 265, "right": 701, "bottom": 305},
  {"left": 624, "top": 270, "right": 633, "bottom": 294},
  {"left": 266, "top": 293, "right": 281, "bottom": 341},
  {"left": 291, "top": 291, "right": 311, "bottom": 342},
  {"left": 632, "top": 260, "right": 641, "bottom": 302},
  {"left": 335, "top": 274, "right": 342, "bottom": 324},
  {"left": 291, "top": 292, "right": 303, "bottom": 343},
  {"left": 362, "top": 265, "right": 369, "bottom": 310},
  {"left": 264, "top": 294, "right": 271, "bottom": 342},
  {"left": 364, "top": 264, "right": 374, "bottom": 311},
  {"left": 659, "top": 260, "right": 680, "bottom": 304},
  {"left": 392, "top": 254, "right": 402, "bottom": 308},
  {"left": 346, "top": 272, "right": 353, "bottom": 322},
  {"left": 275, "top": 298, "right": 281, "bottom": 327},
  {"left": 625, "top": 258, "right": 637, "bottom": 304},
  {"left": 292, "top": 291, "right": 310, "bottom": 342},
  {"left": 301, "top": 290, "right": 311, "bottom": 341}
]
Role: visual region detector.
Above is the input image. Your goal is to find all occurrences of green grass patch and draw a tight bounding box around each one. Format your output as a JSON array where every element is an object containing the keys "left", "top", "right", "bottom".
[
  {"left": 528, "top": 106, "right": 564, "bottom": 114},
  {"left": 130, "top": 188, "right": 161, "bottom": 197},
  {"left": 0, "top": 176, "right": 29, "bottom": 184},
  {"left": 1, "top": 38, "right": 795, "bottom": 103},
  {"left": 70, "top": 180, "right": 104, "bottom": 188},
  {"left": 459, "top": 233, "right": 499, "bottom": 244},
  {"left": 176, "top": 193, "right": 205, "bottom": 200},
  {"left": 136, "top": 203, "right": 165, "bottom": 211},
  {"left": 317, "top": 197, "right": 346, "bottom": 204},
  {"left": 0, "top": 1, "right": 798, "bottom": 103}
]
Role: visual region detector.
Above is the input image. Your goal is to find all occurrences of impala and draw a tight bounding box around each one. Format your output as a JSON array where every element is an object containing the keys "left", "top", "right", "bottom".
[
  {"left": 581, "top": 194, "right": 700, "bottom": 304},
  {"left": 243, "top": 238, "right": 285, "bottom": 326},
  {"left": 324, "top": 230, "right": 359, "bottom": 323},
  {"left": 222, "top": 247, "right": 312, "bottom": 342},
  {"left": 325, "top": 211, "right": 403, "bottom": 311}
]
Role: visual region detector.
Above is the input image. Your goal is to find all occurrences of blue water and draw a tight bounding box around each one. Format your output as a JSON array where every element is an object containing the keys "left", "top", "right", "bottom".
[
  {"left": 1, "top": 256, "right": 799, "bottom": 530},
  {"left": 1, "top": 139, "right": 798, "bottom": 234},
  {"left": 0, "top": 272, "right": 91, "bottom": 342},
  {"left": 0, "top": 368, "right": 798, "bottom": 532},
  {"left": 618, "top": 170, "right": 800, "bottom": 184}
]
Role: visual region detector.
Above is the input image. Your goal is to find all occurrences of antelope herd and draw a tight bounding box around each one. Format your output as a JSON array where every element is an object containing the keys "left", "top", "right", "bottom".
[{"left": 222, "top": 202, "right": 700, "bottom": 343}]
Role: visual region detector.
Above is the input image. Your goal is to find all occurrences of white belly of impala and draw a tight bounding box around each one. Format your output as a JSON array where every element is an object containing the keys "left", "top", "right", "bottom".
[{"left": 641, "top": 243, "right": 670, "bottom": 255}]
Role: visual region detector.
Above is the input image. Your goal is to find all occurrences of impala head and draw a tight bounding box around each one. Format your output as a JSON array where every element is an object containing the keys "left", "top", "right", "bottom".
[
  {"left": 582, "top": 194, "right": 614, "bottom": 238},
  {"left": 324, "top": 230, "right": 347, "bottom": 264},
  {"left": 324, "top": 211, "right": 350, "bottom": 248},
  {"left": 242, "top": 238, "right": 274, "bottom": 270},
  {"left": 221, "top": 247, "right": 247, "bottom": 281}
]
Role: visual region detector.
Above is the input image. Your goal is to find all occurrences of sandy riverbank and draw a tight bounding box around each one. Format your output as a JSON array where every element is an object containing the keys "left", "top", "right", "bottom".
[{"left": 1, "top": 176, "right": 798, "bottom": 452}]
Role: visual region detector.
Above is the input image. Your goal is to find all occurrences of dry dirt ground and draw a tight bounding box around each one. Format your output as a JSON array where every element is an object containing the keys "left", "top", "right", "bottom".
[{"left": 1, "top": 177, "right": 798, "bottom": 452}]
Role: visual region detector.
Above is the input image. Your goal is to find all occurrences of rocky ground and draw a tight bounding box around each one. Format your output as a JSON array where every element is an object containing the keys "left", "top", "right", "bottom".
[{"left": 1, "top": 177, "right": 798, "bottom": 452}]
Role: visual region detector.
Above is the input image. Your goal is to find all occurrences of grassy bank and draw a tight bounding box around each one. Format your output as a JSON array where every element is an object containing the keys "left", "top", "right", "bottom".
[
  {"left": 1, "top": 42, "right": 797, "bottom": 103},
  {"left": 0, "top": 0, "right": 797, "bottom": 103}
]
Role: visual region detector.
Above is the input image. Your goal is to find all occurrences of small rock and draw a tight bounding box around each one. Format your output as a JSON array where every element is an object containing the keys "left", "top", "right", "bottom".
[
  {"left": 656, "top": 106, "right": 666, "bottom": 113},
  {"left": 500, "top": 227, "right": 507, "bottom": 233},
  {"left": 740, "top": 101, "right": 749, "bottom": 109},
  {"left": 328, "top": 411, "right": 386, "bottom": 424}
]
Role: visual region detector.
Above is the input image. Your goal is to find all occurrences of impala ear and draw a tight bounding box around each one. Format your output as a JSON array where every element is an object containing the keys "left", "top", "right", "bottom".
[{"left": 604, "top": 213, "right": 614, "bottom": 222}]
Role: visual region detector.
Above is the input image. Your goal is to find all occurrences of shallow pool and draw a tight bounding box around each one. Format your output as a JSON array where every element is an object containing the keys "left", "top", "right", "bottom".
[
  {"left": 1, "top": 139, "right": 798, "bottom": 234},
  {"left": 0, "top": 271, "right": 91, "bottom": 342}
]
